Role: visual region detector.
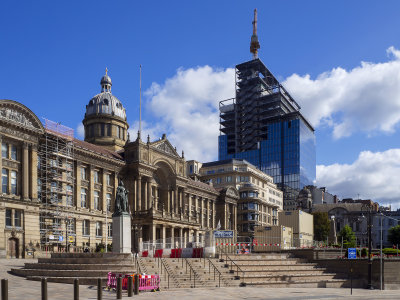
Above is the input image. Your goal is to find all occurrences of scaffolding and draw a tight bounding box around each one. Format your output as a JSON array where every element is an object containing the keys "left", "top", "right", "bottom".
[{"left": 38, "top": 119, "right": 75, "bottom": 251}]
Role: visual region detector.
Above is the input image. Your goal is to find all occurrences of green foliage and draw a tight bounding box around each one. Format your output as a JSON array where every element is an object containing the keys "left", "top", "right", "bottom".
[
  {"left": 339, "top": 225, "right": 356, "bottom": 248},
  {"left": 388, "top": 225, "right": 400, "bottom": 246},
  {"left": 95, "top": 243, "right": 112, "bottom": 253},
  {"left": 313, "top": 212, "right": 330, "bottom": 241},
  {"left": 383, "top": 248, "right": 400, "bottom": 255},
  {"left": 361, "top": 248, "right": 368, "bottom": 257}
]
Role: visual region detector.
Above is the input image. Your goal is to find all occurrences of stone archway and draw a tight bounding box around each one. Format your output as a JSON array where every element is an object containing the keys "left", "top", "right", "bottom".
[
  {"left": 8, "top": 237, "right": 19, "bottom": 258},
  {"left": 153, "top": 161, "right": 176, "bottom": 212}
]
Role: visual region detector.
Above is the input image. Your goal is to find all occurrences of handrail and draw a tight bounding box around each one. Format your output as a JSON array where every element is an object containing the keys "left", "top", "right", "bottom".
[
  {"left": 184, "top": 258, "right": 197, "bottom": 288},
  {"left": 207, "top": 258, "right": 222, "bottom": 287},
  {"left": 134, "top": 255, "right": 142, "bottom": 274},
  {"left": 159, "top": 257, "right": 173, "bottom": 289},
  {"left": 218, "top": 246, "right": 245, "bottom": 285}
]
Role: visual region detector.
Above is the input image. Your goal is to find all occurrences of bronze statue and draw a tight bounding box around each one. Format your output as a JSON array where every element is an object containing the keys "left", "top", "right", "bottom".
[{"left": 113, "top": 180, "right": 129, "bottom": 216}]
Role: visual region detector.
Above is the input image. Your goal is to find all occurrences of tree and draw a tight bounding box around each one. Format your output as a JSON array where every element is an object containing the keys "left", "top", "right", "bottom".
[
  {"left": 313, "top": 212, "right": 330, "bottom": 241},
  {"left": 388, "top": 225, "right": 400, "bottom": 246},
  {"left": 338, "top": 225, "right": 356, "bottom": 248}
]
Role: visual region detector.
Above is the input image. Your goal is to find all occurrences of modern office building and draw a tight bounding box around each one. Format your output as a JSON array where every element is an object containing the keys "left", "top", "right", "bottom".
[
  {"left": 218, "top": 11, "right": 316, "bottom": 210},
  {"left": 193, "top": 158, "right": 283, "bottom": 238}
]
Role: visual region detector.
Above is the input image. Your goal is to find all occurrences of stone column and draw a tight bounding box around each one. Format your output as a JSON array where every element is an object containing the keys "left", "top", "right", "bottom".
[
  {"left": 224, "top": 203, "right": 228, "bottom": 230},
  {"left": 150, "top": 224, "right": 156, "bottom": 242},
  {"left": 188, "top": 193, "right": 192, "bottom": 221},
  {"left": 137, "top": 176, "right": 141, "bottom": 211},
  {"left": 162, "top": 225, "right": 166, "bottom": 249},
  {"left": 206, "top": 199, "right": 210, "bottom": 228},
  {"left": 235, "top": 205, "right": 238, "bottom": 231},
  {"left": 179, "top": 227, "right": 183, "bottom": 248},
  {"left": 181, "top": 188, "right": 185, "bottom": 216},
  {"left": 194, "top": 195, "right": 198, "bottom": 222},
  {"left": 155, "top": 188, "right": 159, "bottom": 210},
  {"left": 102, "top": 170, "right": 107, "bottom": 212},
  {"left": 200, "top": 197, "right": 204, "bottom": 228},
  {"left": 147, "top": 179, "right": 152, "bottom": 209},
  {"left": 76, "top": 163, "right": 81, "bottom": 208},
  {"left": 22, "top": 142, "right": 29, "bottom": 200},
  {"left": 30, "top": 144, "right": 38, "bottom": 201},
  {"left": 166, "top": 188, "right": 170, "bottom": 213},
  {"left": 174, "top": 188, "right": 178, "bottom": 214},
  {"left": 212, "top": 201, "right": 216, "bottom": 229},
  {"left": 170, "top": 226, "right": 175, "bottom": 248},
  {"left": 184, "top": 229, "right": 188, "bottom": 248},
  {"left": 144, "top": 179, "right": 148, "bottom": 210},
  {"left": 89, "top": 165, "right": 94, "bottom": 210},
  {"left": 133, "top": 179, "right": 137, "bottom": 212}
]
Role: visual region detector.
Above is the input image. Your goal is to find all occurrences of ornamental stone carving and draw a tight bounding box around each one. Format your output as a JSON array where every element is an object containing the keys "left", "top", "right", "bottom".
[
  {"left": 156, "top": 141, "right": 177, "bottom": 156},
  {"left": 0, "top": 108, "right": 35, "bottom": 129}
]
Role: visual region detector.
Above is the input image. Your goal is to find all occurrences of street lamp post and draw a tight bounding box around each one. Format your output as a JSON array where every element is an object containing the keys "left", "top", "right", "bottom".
[{"left": 361, "top": 203, "right": 374, "bottom": 290}]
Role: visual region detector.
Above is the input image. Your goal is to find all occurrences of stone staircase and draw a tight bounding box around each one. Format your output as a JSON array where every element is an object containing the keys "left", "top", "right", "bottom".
[
  {"left": 138, "top": 257, "right": 240, "bottom": 289},
  {"left": 222, "top": 253, "right": 350, "bottom": 288},
  {"left": 11, "top": 253, "right": 136, "bottom": 285},
  {"left": 11, "top": 252, "right": 353, "bottom": 289}
]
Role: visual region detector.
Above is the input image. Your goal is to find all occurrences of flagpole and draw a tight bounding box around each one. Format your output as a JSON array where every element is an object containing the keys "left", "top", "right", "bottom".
[{"left": 139, "top": 65, "right": 142, "bottom": 137}]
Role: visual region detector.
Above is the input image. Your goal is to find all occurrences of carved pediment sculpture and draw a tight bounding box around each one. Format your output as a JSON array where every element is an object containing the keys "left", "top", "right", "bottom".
[
  {"left": 154, "top": 141, "right": 180, "bottom": 157},
  {"left": 0, "top": 100, "right": 44, "bottom": 132}
]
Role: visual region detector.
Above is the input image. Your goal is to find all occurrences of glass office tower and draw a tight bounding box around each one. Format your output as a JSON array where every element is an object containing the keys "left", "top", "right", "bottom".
[{"left": 218, "top": 58, "right": 316, "bottom": 210}]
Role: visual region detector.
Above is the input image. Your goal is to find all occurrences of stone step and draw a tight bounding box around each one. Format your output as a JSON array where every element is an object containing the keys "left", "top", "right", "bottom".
[
  {"left": 221, "top": 259, "right": 307, "bottom": 265},
  {"left": 12, "top": 268, "right": 136, "bottom": 278},
  {"left": 26, "top": 276, "right": 108, "bottom": 285},
  {"left": 242, "top": 273, "right": 338, "bottom": 283},
  {"left": 231, "top": 264, "right": 320, "bottom": 271},
  {"left": 228, "top": 254, "right": 290, "bottom": 260},
  {"left": 23, "top": 263, "right": 136, "bottom": 270},
  {"left": 245, "top": 279, "right": 348, "bottom": 288},
  {"left": 50, "top": 253, "right": 132, "bottom": 259},
  {"left": 239, "top": 269, "right": 328, "bottom": 276},
  {"left": 38, "top": 258, "right": 133, "bottom": 264}
]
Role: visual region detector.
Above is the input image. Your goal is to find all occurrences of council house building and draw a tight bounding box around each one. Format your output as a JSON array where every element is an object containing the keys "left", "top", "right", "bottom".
[{"left": 0, "top": 71, "right": 238, "bottom": 258}]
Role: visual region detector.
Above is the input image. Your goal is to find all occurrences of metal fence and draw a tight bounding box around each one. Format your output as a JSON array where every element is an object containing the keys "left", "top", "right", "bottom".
[{"left": 141, "top": 236, "right": 206, "bottom": 252}]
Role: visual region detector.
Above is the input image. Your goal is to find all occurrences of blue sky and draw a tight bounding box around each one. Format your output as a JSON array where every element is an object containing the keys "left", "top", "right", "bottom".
[{"left": 1, "top": 1, "right": 400, "bottom": 208}]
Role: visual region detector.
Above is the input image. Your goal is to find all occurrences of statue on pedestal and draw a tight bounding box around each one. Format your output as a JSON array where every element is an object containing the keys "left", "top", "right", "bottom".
[
  {"left": 113, "top": 180, "right": 129, "bottom": 216},
  {"left": 112, "top": 180, "right": 131, "bottom": 253}
]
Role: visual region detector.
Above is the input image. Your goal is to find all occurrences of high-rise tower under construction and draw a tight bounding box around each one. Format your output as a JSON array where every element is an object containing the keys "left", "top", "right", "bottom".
[{"left": 218, "top": 9, "right": 316, "bottom": 210}]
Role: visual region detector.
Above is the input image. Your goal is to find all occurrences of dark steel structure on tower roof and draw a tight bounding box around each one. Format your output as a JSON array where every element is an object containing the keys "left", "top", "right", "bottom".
[{"left": 218, "top": 10, "right": 316, "bottom": 210}]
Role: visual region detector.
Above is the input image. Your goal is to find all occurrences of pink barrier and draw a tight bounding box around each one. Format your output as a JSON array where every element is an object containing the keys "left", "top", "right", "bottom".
[
  {"left": 138, "top": 275, "right": 161, "bottom": 291},
  {"left": 107, "top": 272, "right": 160, "bottom": 291}
]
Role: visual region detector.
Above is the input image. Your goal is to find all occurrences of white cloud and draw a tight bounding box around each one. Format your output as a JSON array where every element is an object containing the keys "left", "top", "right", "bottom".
[
  {"left": 284, "top": 46, "right": 400, "bottom": 139},
  {"left": 144, "top": 65, "right": 235, "bottom": 162},
  {"left": 76, "top": 123, "right": 84, "bottom": 139},
  {"left": 317, "top": 149, "right": 400, "bottom": 209},
  {"left": 128, "top": 120, "right": 164, "bottom": 143}
]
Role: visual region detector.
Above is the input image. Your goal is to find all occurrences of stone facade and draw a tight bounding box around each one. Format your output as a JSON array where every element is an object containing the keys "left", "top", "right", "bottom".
[
  {"left": 196, "top": 159, "right": 283, "bottom": 238},
  {"left": 0, "top": 94, "right": 238, "bottom": 257}
]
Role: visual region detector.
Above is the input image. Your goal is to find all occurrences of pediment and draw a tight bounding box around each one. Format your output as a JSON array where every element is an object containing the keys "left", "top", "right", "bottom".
[
  {"left": 0, "top": 100, "right": 44, "bottom": 132},
  {"left": 226, "top": 186, "right": 239, "bottom": 198},
  {"left": 151, "top": 138, "right": 180, "bottom": 158}
]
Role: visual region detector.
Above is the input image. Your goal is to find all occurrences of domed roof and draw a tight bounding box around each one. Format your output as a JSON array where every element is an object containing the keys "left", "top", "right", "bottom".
[
  {"left": 100, "top": 74, "right": 112, "bottom": 86},
  {"left": 86, "top": 92, "right": 126, "bottom": 120},
  {"left": 85, "top": 70, "right": 126, "bottom": 120}
]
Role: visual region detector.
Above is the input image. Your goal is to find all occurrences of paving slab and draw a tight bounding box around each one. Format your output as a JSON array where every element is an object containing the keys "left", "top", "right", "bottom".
[{"left": 0, "top": 259, "right": 398, "bottom": 300}]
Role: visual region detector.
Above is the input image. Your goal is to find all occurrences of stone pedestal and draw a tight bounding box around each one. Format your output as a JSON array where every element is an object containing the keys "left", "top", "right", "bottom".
[{"left": 112, "top": 214, "right": 131, "bottom": 253}]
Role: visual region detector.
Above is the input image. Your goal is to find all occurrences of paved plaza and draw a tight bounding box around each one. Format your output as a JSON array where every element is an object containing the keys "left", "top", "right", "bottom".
[{"left": 0, "top": 259, "right": 399, "bottom": 300}]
